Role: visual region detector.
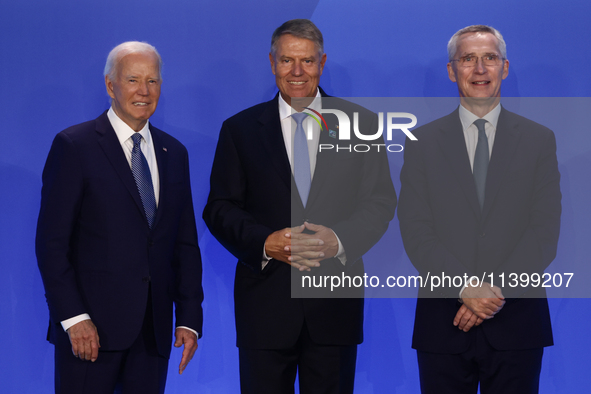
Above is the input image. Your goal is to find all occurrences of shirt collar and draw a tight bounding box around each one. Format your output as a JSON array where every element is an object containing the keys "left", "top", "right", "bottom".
[
  {"left": 107, "top": 107, "right": 152, "bottom": 145},
  {"left": 278, "top": 88, "right": 322, "bottom": 121},
  {"left": 459, "top": 102, "right": 501, "bottom": 131}
]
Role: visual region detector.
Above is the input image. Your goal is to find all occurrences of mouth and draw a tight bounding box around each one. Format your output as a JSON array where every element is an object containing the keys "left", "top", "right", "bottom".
[
  {"left": 133, "top": 102, "right": 149, "bottom": 106},
  {"left": 472, "top": 81, "right": 490, "bottom": 85},
  {"left": 288, "top": 81, "right": 306, "bottom": 86}
]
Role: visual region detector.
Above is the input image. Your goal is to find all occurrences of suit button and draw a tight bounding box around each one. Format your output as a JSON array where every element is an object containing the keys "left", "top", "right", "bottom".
[{"left": 142, "top": 276, "right": 151, "bottom": 283}]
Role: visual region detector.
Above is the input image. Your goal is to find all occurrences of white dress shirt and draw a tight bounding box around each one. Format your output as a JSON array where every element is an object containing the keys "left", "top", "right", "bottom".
[{"left": 459, "top": 103, "right": 501, "bottom": 170}]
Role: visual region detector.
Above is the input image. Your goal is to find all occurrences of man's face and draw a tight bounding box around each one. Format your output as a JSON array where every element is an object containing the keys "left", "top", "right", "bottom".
[
  {"left": 269, "top": 34, "right": 326, "bottom": 106},
  {"left": 105, "top": 52, "right": 161, "bottom": 131},
  {"left": 447, "top": 32, "right": 509, "bottom": 99}
]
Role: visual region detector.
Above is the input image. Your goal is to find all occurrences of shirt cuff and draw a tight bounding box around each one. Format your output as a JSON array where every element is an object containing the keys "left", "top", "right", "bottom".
[
  {"left": 61, "top": 313, "right": 91, "bottom": 331},
  {"left": 262, "top": 243, "right": 270, "bottom": 269},
  {"left": 333, "top": 231, "right": 347, "bottom": 266},
  {"left": 458, "top": 284, "right": 468, "bottom": 302},
  {"left": 176, "top": 326, "right": 199, "bottom": 338}
]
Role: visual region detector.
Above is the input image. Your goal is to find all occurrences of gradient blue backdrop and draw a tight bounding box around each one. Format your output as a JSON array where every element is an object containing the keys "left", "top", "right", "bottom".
[{"left": 1, "top": 0, "right": 589, "bottom": 392}]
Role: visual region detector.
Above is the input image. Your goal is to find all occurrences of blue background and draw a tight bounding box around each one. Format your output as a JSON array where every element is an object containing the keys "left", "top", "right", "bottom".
[{"left": 1, "top": 0, "right": 589, "bottom": 392}]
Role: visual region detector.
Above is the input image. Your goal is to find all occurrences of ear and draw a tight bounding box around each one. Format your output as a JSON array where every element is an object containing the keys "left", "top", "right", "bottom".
[
  {"left": 319, "top": 53, "right": 327, "bottom": 75},
  {"left": 269, "top": 53, "right": 276, "bottom": 75},
  {"left": 501, "top": 58, "right": 509, "bottom": 80},
  {"left": 105, "top": 75, "right": 116, "bottom": 99},
  {"left": 447, "top": 62, "right": 457, "bottom": 83}
]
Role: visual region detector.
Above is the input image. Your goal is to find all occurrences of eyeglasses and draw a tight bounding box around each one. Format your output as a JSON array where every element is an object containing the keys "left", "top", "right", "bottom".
[{"left": 451, "top": 54, "right": 505, "bottom": 67}]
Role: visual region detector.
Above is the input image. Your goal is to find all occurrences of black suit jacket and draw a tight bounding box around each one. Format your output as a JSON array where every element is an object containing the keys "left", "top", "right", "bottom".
[
  {"left": 36, "top": 111, "right": 203, "bottom": 358},
  {"left": 203, "top": 90, "right": 397, "bottom": 349},
  {"left": 398, "top": 107, "right": 561, "bottom": 353}
]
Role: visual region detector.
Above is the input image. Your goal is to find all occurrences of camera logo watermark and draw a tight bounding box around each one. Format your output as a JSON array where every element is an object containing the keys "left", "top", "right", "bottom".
[{"left": 299, "top": 106, "right": 418, "bottom": 153}]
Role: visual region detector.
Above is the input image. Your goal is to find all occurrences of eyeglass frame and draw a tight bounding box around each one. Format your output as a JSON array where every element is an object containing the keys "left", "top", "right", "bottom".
[{"left": 450, "top": 54, "right": 506, "bottom": 68}]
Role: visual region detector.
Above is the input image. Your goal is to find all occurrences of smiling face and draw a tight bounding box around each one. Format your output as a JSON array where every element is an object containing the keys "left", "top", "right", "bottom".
[
  {"left": 269, "top": 34, "right": 326, "bottom": 107},
  {"left": 447, "top": 32, "right": 509, "bottom": 113},
  {"left": 105, "top": 51, "right": 161, "bottom": 131}
]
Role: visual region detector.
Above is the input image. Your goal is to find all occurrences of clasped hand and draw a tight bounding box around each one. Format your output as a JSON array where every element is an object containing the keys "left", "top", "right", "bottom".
[
  {"left": 265, "top": 222, "right": 339, "bottom": 271},
  {"left": 453, "top": 282, "right": 505, "bottom": 332}
]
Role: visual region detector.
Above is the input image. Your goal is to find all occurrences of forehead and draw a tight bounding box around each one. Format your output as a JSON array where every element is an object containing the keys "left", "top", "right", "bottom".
[
  {"left": 456, "top": 32, "right": 500, "bottom": 55},
  {"left": 275, "top": 34, "right": 318, "bottom": 57},
  {"left": 117, "top": 52, "right": 160, "bottom": 74}
]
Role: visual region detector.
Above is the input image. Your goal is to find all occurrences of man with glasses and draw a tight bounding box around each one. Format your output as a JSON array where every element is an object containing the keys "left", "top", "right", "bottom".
[{"left": 398, "top": 25, "right": 561, "bottom": 393}]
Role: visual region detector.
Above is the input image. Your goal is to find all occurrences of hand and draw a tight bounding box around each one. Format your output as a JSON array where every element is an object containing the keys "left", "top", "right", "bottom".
[
  {"left": 287, "top": 222, "right": 339, "bottom": 270},
  {"left": 461, "top": 282, "right": 505, "bottom": 320},
  {"left": 453, "top": 304, "right": 483, "bottom": 332},
  {"left": 67, "top": 319, "right": 100, "bottom": 362},
  {"left": 301, "top": 222, "right": 339, "bottom": 259},
  {"left": 174, "top": 327, "right": 198, "bottom": 375},
  {"left": 265, "top": 226, "right": 325, "bottom": 271}
]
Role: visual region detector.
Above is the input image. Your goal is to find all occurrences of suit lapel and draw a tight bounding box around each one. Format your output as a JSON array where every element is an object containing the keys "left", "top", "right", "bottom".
[
  {"left": 306, "top": 105, "right": 336, "bottom": 209},
  {"left": 258, "top": 96, "right": 293, "bottom": 192},
  {"left": 437, "top": 110, "right": 482, "bottom": 219},
  {"left": 481, "top": 108, "right": 521, "bottom": 220},
  {"left": 95, "top": 112, "right": 146, "bottom": 221},
  {"left": 95, "top": 112, "right": 150, "bottom": 229},
  {"left": 151, "top": 126, "right": 167, "bottom": 229}
]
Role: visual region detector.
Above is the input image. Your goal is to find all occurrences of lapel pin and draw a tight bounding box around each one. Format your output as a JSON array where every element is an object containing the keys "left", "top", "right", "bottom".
[
  {"left": 162, "top": 147, "right": 167, "bottom": 152},
  {"left": 329, "top": 129, "right": 337, "bottom": 139}
]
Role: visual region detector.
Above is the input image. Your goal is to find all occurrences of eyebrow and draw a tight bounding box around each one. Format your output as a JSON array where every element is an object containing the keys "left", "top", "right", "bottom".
[
  {"left": 124, "top": 74, "right": 160, "bottom": 80},
  {"left": 460, "top": 52, "right": 499, "bottom": 57}
]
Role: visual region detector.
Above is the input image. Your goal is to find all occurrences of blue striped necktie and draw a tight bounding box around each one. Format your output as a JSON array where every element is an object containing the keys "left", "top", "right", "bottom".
[
  {"left": 473, "top": 119, "right": 489, "bottom": 210},
  {"left": 292, "top": 112, "right": 311, "bottom": 207},
  {"left": 131, "top": 133, "right": 157, "bottom": 228}
]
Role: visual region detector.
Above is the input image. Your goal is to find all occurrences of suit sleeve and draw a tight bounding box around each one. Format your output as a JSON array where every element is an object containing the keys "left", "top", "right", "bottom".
[
  {"left": 172, "top": 148, "right": 204, "bottom": 337},
  {"left": 36, "top": 132, "right": 88, "bottom": 323},
  {"left": 492, "top": 130, "right": 561, "bottom": 298},
  {"left": 202, "top": 121, "right": 274, "bottom": 273}
]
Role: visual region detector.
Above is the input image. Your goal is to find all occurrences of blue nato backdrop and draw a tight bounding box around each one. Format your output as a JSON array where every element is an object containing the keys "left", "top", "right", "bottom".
[{"left": 1, "top": 0, "right": 590, "bottom": 393}]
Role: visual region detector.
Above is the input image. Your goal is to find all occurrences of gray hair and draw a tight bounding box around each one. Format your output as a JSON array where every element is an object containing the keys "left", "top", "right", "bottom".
[
  {"left": 270, "top": 19, "right": 324, "bottom": 58},
  {"left": 104, "top": 41, "right": 162, "bottom": 80},
  {"left": 447, "top": 25, "right": 507, "bottom": 61}
]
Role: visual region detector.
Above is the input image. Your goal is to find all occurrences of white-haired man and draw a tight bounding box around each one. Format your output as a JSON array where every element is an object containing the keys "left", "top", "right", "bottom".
[{"left": 36, "top": 41, "right": 203, "bottom": 393}]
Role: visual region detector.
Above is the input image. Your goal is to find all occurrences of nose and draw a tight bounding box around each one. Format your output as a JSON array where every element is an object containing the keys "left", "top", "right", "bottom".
[
  {"left": 474, "top": 57, "right": 487, "bottom": 73},
  {"left": 137, "top": 81, "right": 150, "bottom": 95},
  {"left": 291, "top": 61, "right": 303, "bottom": 76}
]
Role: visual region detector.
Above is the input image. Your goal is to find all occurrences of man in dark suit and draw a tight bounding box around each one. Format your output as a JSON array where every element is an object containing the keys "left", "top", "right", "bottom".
[
  {"left": 398, "top": 25, "right": 561, "bottom": 393},
  {"left": 36, "top": 41, "right": 203, "bottom": 394},
  {"left": 203, "top": 19, "right": 396, "bottom": 393}
]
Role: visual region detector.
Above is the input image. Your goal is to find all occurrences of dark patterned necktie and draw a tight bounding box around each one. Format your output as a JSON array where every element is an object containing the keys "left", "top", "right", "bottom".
[{"left": 131, "top": 133, "right": 157, "bottom": 228}]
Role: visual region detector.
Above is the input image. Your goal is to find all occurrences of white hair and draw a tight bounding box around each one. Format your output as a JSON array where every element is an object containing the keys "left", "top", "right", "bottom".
[{"left": 104, "top": 41, "right": 162, "bottom": 80}]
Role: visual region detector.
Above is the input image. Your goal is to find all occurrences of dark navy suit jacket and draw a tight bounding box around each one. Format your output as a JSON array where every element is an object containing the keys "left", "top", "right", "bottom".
[
  {"left": 203, "top": 91, "right": 397, "bottom": 349},
  {"left": 398, "top": 107, "right": 561, "bottom": 353},
  {"left": 36, "top": 111, "right": 203, "bottom": 358}
]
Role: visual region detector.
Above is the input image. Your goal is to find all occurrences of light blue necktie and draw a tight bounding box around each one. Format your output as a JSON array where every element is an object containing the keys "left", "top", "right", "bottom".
[
  {"left": 292, "top": 112, "right": 311, "bottom": 207},
  {"left": 473, "top": 119, "right": 489, "bottom": 210},
  {"left": 131, "top": 133, "right": 157, "bottom": 228}
]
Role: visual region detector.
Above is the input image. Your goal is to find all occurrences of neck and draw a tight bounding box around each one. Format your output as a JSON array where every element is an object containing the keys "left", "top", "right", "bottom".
[
  {"left": 460, "top": 97, "right": 500, "bottom": 118},
  {"left": 286, "top": 95, "right": 315, "bottom": 113}
]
